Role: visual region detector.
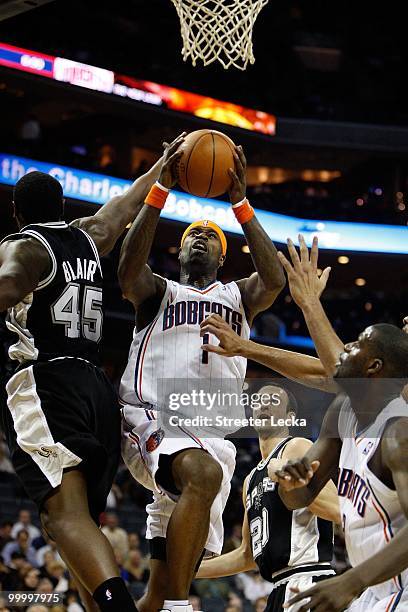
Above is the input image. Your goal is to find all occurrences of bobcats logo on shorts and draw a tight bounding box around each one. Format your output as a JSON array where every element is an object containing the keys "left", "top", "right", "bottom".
[
  {"left": 146, "top": 429, "right": 165, "bottom": 453},
  {"left": 36, "top": 446, "right": 58, "bottom": 458}
]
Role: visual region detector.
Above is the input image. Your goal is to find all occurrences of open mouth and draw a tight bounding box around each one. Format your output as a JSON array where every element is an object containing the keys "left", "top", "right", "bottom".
[{"left": 192, "top": 240, "right": 208, "bottom": 253}]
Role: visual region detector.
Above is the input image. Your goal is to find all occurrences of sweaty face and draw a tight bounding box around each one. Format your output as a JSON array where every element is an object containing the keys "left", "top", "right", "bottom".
[
  {"left": 179, "top": 226, "right": 223, "bottom": 271},
  {"left": 334, "top": 326, "right": 378, "bottom": 379}
]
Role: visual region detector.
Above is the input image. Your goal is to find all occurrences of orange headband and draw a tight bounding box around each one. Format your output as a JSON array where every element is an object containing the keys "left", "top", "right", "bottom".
[{"left": 180, "top": 220, "right": 227, "bottom": 256}]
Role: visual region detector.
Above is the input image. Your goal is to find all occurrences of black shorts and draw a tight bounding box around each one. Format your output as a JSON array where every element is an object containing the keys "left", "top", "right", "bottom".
[
  {"left": 266, "top": 565, "right": 336, "bottom": 611},
  {"left": 2, "top": 358, "right": 121, "bottom": 523}
]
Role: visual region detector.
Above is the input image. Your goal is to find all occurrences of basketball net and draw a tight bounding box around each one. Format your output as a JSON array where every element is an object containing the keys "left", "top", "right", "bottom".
[{"left": 170, "top": 0, "right": 269, "bottom": 70}]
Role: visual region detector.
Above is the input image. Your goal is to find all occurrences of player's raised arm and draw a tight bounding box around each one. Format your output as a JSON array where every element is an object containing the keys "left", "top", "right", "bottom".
[
  {"left": 196, "top": 477, "right": 257, "bottom": 578},
  {"left": 229, "top": 146, "right": 286, "bottom": 324},
  {"left": 200, "top": 313, "right": 337, "bottom": 392},
  {"left": 72, "top": 153, "right": 165, "bottom": 258},
  {"left": 0, "top": 238, "right": 50, "bottom": 311},
  {"left": 271, "top": 393, "right": 343, "bottom": 510},
  {"left": 118, "top": 134, "right": 185, "bottom": 310},
  {"left": 278, "top": 235, "right": 344, "bottom": 375}
]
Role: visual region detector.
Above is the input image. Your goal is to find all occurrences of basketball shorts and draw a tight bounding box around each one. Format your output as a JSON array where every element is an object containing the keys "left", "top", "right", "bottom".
[
  {"left": 266, "top": 564, "right": 336, "bottom": 612},
  {"left": 346, "top": 587, "right": 408, "bottom": 611},
  {"left": 121, "top": 403, "right": 236, "bottom": 555},
  {"left": 2, "top": 358, "right": 121, "bottom": 523}
]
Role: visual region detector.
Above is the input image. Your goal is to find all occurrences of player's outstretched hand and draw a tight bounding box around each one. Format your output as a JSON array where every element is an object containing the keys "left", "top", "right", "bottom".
[
  {"left": 200, "top": 313, "right": 248, "bottom": 356},
  {"left": 228, "top": 145, "right": 247, "bottom": 205},
  {"left": 159, "top": 132, "right": 186, "bottom": 189},
  {"left": 277, "top": 235, "right": 331, "bottom": 309},
  {"left": 284, "top": 571, "right": 363, "bottom": 612},
  {"left": 270, "top": 456, "right": 320, "bottom": 491}
]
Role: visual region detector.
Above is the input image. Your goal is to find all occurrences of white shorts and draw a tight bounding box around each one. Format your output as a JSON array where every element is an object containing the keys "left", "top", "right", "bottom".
[
  {"left": 121, "top": 404, "right": 236, "bottom": 555},
  {"left": 347, "top": 587, "right": 408, "bottom": 611}
]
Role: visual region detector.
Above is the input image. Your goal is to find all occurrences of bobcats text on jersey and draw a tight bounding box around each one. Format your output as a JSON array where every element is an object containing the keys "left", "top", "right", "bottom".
[
  {"left": 338, "top": 468, "right": 371, "bottom": 517},
  {"left": 162, "top": 299, "right": 243, "bottom": 335}
]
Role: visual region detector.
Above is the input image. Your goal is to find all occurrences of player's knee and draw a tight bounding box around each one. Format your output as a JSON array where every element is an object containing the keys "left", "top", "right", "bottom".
[
  {"left": 177, "top": 452, "right": 223, "bottom": 502},
  {"left": 41, "top": 508, "right": 84, "bottom": 540}
]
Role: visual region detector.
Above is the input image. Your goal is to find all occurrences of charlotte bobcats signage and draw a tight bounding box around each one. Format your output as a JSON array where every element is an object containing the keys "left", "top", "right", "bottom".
[{"left": 2, "top": 153, "right": 408, "bottom": 254}]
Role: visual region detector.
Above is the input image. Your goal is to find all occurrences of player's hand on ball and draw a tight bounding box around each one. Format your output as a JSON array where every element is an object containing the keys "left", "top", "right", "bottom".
[
  {"left": 200, "top": 314, "right": 247, "bottom": 356},
  {"left": 285, "top": 572, "right": 363, "bottom": 612},
  {"left": 277, "top": 235, "right": 331, "bottom": 308},
  {"left": 228, "top": 144, "right": 247, "bottom": 205},
  {"left": 159, "top": 132, "right": 186, "bottom": 189},
  {"left": 272, "top": 457, "right": 320, "bottom": 491}
]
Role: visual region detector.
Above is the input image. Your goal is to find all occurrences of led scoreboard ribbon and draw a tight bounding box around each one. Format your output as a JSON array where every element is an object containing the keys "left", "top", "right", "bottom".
[
  {"left": 1, "top": 153, "right": 408, "bottom": 255},
  {"left": 0, "top": 41, "right": 276, "bottom": 135}
]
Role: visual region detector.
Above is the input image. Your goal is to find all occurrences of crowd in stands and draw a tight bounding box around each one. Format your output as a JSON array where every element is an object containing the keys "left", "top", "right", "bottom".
[{"left": 0, "top": 435, "right": 349, "bottom": 611}]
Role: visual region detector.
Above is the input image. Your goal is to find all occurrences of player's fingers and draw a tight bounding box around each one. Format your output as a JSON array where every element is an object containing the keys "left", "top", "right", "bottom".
[
  {"left": 202, "top": 344, "right": 226, "bottom": 355},
  {"left": 238, "top": 144, "right": 247, "bottom": 167},
  {"left": 228, "top": 167, "right": 239, "bottom": 183},
  {"left": 287, "top": 238, "right": 303, "bottom": 273},
  {"left": 283, "top": 464, "right": 307, "bottom": 485},
  {"left": 200, "top": 324, "right": 222, "bottom": 337},
  {"left": 285, "top": 585, "right": 316, "bottom": 606},
  {"left": 275, "top": 469, "right": 293, "bottom": 482},
  {"left": 319, "top": 267, "right": 331, "bottom": 289},
  {"left": 200, "top": 314, "right": 225, "bottom": 329},
  {"left": 298, "top": 234, "right": 310, "bottom": 268},
  {"left": 166, "top": 150, "right": 184, "bottom": 166},
  {"left": 310, "top": 235, "right": 319, "bottom": 270},
  {"left": 277, "top": 252, "right": 295, "bottom": 276}
]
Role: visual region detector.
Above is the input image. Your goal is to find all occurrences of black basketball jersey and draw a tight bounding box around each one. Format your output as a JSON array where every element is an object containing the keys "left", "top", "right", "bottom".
[
  {"left": 2, "top": 221, "right": 103, "bottom": 365},
  {"left": 246, "top": 437, "right": 333, "bottom": 581}
]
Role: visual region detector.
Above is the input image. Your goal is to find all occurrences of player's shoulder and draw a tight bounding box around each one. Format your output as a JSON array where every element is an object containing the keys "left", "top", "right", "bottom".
[
  {"left": 282, "top": 437, "right": 313, "bottom": 460},
  {"left": 382, "top": 416, "right": 408, "bottom": 469},
  {"left": 0, "top": 233, "right": 49, "bottom": 262}
]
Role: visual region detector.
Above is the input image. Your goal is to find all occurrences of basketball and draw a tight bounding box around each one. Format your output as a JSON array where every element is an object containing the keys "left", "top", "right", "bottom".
[{"left": 177, "top": 129, "right": 236, "bottom": 198}]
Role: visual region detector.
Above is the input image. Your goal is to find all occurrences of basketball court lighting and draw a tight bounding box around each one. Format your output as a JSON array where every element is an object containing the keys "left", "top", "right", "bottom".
[
  {"left": 355, "top": 278, "right": 366, "bottom": 287},
  {"left": 338, "top": 256, "right": 349, "bottom": 264}
]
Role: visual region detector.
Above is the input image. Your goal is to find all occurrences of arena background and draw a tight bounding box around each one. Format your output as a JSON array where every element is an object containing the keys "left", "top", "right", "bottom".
[{"left": 0, "top": 1, "right": 407, "bottom": 610}]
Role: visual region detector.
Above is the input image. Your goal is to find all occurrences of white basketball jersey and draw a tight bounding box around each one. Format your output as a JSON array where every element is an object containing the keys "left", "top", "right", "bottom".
[
  {"left": 338, "top": 397, "right": 408, "bottom": 600},
  {"left": 120, "top": 277, "right": 250, "bottom": 412}
]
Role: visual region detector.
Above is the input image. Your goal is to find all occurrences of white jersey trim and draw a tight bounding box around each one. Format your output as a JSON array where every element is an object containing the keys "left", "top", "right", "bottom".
[
  {"left": 22, "top": 229, "right": 57, "bottom": 290},
  {"left": 77, "top": 227, "right": 103, "bottom": 278}
]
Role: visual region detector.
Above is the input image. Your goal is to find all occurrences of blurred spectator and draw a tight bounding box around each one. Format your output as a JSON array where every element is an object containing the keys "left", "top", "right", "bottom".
[
  {"left": 2, "top": 529, "right": 38, "bottom": 567},
  {"left": 11, "top": 509, "right": 41, "bottom": 541},
  {"left": 0, "top": 521, "right": 13, "bottom": 550},
  {"left": 38, "top": 576, "right": 54, "bottom": 593},
  {"left": 189, "top": 594, "right": 202, "bottom": 611},
  {"left": 36, "top": 536, "right": 63, "bottom": 567},
  {"left": 26, "top": 606, "right": 48, "bottom": 612},
  {"left": 106, "top": 483, "right": 124, "bottom": 510},
  {"left": 128, "top": 532, "right": 141, "bottom": 550},
  {"left": 101, "top": 512, "right": 129, "bottom": 558},
  {"left": 65, "top": 590, "right": 84, "bottom": 612},
  {"left": 95, "top": 143, "right": 118, "bottom": 175},
  {"left": 236, "top": 569, "right": 273, "bottom": 603},
  {"left": 123, "top": 549, "right": 148, "bottom": 583},
  {"left": 255, "top": 596, "right": 268, "bottom": 611},
  {"left": 47, "top": 561, "right": 69, "bottom": 592},
  {"left": 0, "top": 554, "right": 19, "bottom": 590},
  {"left": 23, "top": 567, "right": 40, "bottom": 591},
  {"left": 226, "top": 591, "right": 243, "bottom": 610}
]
